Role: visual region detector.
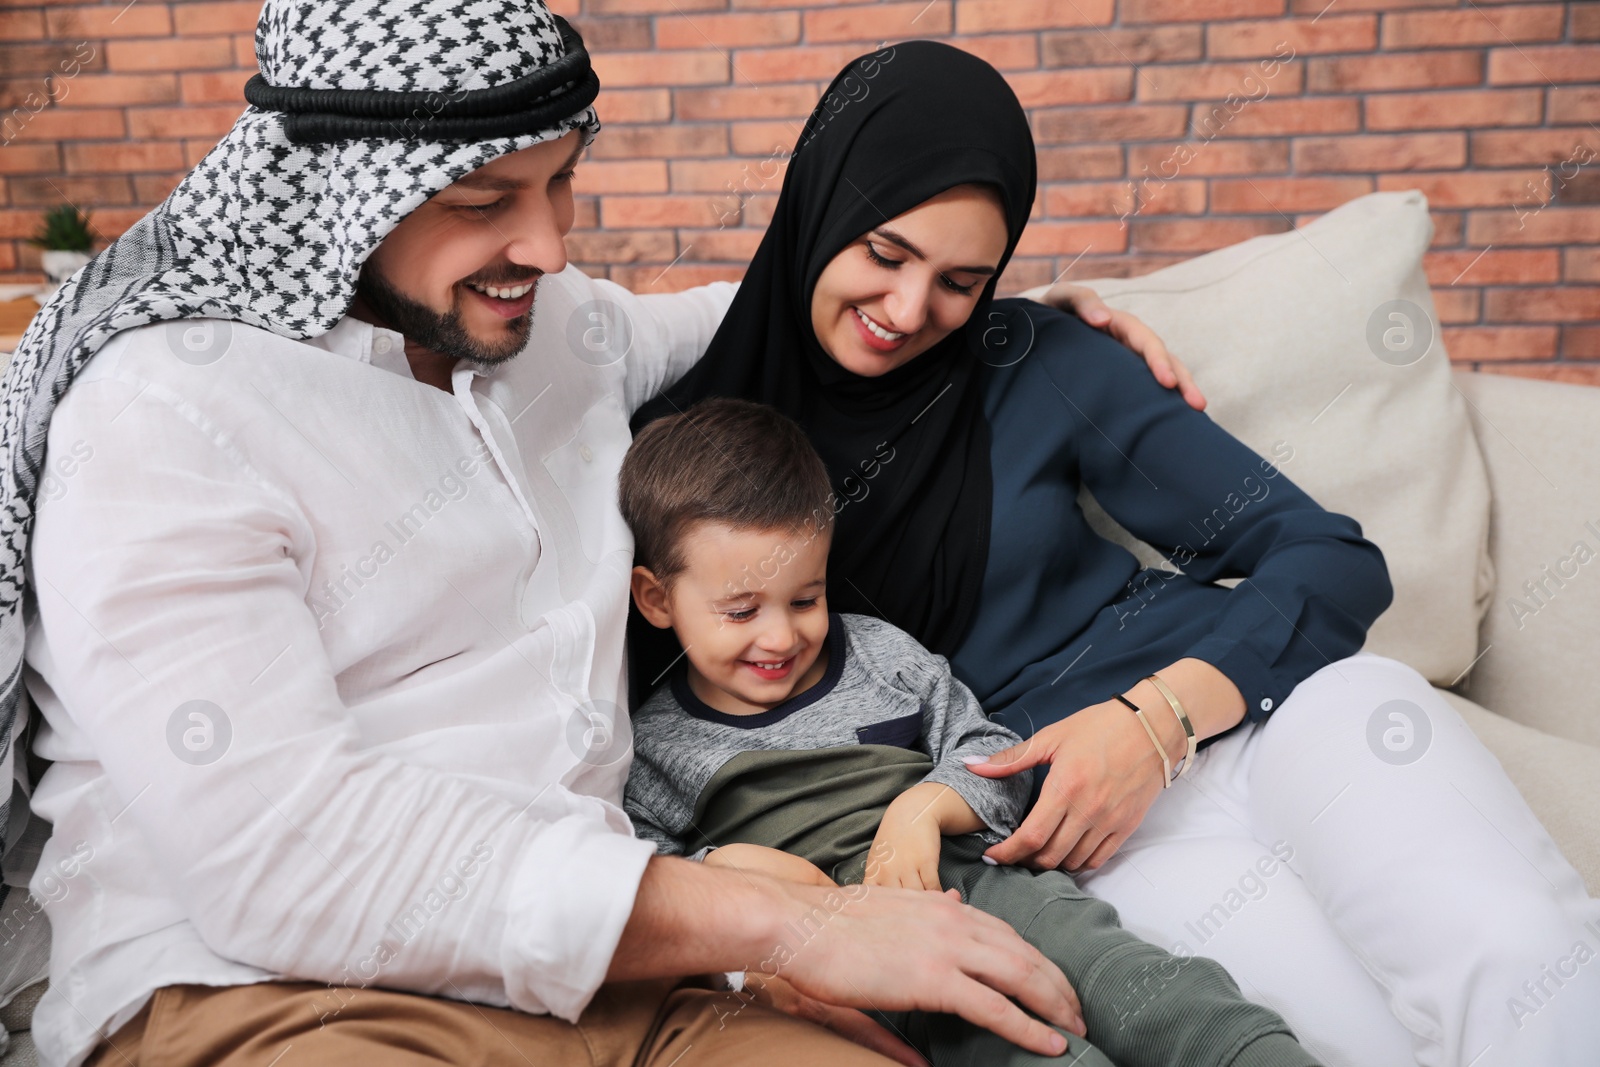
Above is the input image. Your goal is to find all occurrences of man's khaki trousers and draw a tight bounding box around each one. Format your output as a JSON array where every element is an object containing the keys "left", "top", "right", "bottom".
[{"left": 83, "top": 976, "right": 906, "bottom": 1066}]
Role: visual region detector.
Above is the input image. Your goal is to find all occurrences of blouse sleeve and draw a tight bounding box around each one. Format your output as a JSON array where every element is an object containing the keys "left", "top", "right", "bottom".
[{"left": 1030, "top": 307, "right": 1394, "bottom": 724}]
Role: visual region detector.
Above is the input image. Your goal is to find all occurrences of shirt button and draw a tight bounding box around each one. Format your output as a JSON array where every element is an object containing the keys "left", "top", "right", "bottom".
[
  {"left": 1260, "top": 697, "right": 1274, "bottom": 712},
  {"left": 579, "top": 444, "right": 593, "bottom": 462},
  {"left": 373, "top": 335, "right": 393, "bottom": 354}
]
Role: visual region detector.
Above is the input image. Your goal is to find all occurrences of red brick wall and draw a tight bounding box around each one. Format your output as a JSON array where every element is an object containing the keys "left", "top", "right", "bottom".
[{"left": 2, "top": 1, "right": 1597, "bottom": 383}]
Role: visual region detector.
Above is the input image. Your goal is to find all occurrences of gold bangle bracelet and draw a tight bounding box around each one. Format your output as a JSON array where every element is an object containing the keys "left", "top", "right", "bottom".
[
  {"left": 1145, "top": 672, "right": 1197, "bottom": 779},
  {"left": 1112, "top": 692, "right": 1172, "bottom": 788}
]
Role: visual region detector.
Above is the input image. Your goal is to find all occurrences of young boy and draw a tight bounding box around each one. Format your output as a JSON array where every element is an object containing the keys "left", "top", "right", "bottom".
[{"left": 618, "top": 397, "right": 1320, "bottom": 1067}]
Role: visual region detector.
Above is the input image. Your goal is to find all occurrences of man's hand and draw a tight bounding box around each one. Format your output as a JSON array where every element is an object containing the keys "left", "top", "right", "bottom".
[
  {"left": 698, "top": 847, "right": 928, "bottom": 1065},
  {"left": 1028, "top": 282, "right": 1206, "bottom": 412},
  {"left": 704, "top": 842, "right": 838, "bottom": 887},
  {"left": 741, "top": 971, "right": 934, "bottom": 1067},
  {"left": 771, "top": 877, "right": 1086, "bottom": 1055},
  {"left": 611, "top": 852, "right": 1086, "bottom": 1057}
]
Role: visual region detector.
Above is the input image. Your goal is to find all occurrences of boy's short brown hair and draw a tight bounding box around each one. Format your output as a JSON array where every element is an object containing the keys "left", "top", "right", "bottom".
[{"left": 619, "top": 397, "right": 835, "bottom": 591}]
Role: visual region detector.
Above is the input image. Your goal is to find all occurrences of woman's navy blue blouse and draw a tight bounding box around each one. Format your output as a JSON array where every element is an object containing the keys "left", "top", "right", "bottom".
[{"left": 947, "top": 299, "right": 1393, "bottom": 773}]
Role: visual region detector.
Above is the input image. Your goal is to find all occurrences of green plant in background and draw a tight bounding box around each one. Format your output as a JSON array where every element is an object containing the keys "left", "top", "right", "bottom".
[{"left": 28, "top": 204, "right": 94, "bottom": 253}]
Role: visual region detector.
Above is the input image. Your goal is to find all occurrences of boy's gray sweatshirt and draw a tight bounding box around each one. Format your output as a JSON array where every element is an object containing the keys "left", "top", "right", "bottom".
[{"left": 622, "top": 611, "right": 1030, "bottom": 872}]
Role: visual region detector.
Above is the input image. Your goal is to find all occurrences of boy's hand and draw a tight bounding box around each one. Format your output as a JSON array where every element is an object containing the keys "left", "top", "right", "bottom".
[
  {"left": 866, "top": 780, "right": 995, "bottom": 891},
  {"left": 866, "top": 791, "right": 948, "bottom": 891},
  {"left": 864, "top": 783, "right": 972, "bottom": 895},
  {"left": 703, "top": 842, "right": 838, "bottom": 887}
]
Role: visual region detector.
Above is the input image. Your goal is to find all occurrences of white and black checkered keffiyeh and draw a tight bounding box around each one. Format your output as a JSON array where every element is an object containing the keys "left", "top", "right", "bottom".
[{"left": 0, "top": 0, "right": 600, "bottom": 887}]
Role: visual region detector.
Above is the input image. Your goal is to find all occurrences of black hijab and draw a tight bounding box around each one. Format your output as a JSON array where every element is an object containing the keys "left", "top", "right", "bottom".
[{"left": 627, "top": 41, "right": 1036, "bottom": 706}]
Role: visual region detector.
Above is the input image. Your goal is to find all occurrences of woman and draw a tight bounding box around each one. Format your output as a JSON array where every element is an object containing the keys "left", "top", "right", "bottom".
[{"left": 628, "top": 40, "right": 1600, "bottom": 1067}]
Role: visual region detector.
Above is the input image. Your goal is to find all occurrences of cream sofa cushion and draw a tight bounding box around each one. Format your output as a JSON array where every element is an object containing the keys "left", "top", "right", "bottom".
[
  {"left": 1440, "top": 688, "right": 1600, "bottom": 896},
  {"left": 1029, "top": 191, "right": 1493, "bottom": 685}
]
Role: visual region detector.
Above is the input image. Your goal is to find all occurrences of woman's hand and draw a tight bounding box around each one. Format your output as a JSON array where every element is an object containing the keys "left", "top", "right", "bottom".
[
  {"left": 703, "top": 842, "right": 838, "bottom": 887},
  {"left": 964, "top": 699, "right": 1168, "bottom": 872},
  {"left": 1031, "top": 282, "right": 1207, "bottom": 412},
  {"left": 966, "top": 660, "right": 1247, "bottom": 872}
]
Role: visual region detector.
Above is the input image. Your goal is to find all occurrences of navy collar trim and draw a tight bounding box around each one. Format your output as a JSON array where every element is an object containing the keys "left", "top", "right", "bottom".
[{"left": 672, "top": 612, "right": 847, "bottom": 729}]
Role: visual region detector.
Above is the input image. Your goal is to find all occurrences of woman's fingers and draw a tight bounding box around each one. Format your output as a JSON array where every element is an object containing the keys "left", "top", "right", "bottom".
[
  {"left": 961, "top": 734, "right": 1050, "bottom": 779},
  {"left": 1061, "top": 826, "right": 1109, "bottom": 873},
  {"left": 985, "top": 794, "right": 1077, "bottom": 867},
  {"left": 1078, "top": 832, "right": 1125, "bottom": 872},
  {"left": 1028, "top": 801, "right": 1098, "bottom": 872},
  {"left": 982, "top": 753, "right": 1087, "bottom": 866},
  {"left": 953, "top": 742, "right": 1030, "bottom": 777}
]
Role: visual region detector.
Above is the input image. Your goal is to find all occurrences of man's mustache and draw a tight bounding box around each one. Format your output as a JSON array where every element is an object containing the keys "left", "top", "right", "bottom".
[{"left": 461, "top": 268, "right": 542, "bottom": 287}]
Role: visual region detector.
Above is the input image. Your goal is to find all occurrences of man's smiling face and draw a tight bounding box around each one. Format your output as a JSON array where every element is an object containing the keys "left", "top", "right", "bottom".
[{"left": 354, "top": 128, "right": 585, "bottom": 367}]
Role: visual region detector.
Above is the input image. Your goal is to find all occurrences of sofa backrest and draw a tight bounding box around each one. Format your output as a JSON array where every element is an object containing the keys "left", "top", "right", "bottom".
[{"left": 1455, "top": 370, "right": 1600, "bottom": 747}]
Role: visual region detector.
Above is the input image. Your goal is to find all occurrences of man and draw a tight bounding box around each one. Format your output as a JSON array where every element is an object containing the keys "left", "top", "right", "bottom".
[{"left": 0, "top": 3, "right": 1192, "bottom": 1065}]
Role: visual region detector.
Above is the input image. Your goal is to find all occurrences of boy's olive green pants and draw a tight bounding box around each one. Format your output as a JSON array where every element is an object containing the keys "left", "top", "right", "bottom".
[{"left": 836, "top": 833, "right": 1323, "bottom": 1067}]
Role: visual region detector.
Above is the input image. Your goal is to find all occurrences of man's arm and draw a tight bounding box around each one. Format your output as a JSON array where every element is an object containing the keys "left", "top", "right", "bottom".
[
  {"left": 566, "top": 270, "right": 737, "bottom": 417},
  {"left": 593, "top": 270, "right": 1202, "bottom": 420},
  {"left": 37, "top": 368, "right": 1082, "bottom": 1055},
  {"left": 31, "top": 372, "right": 656, "bottom": 1023}
]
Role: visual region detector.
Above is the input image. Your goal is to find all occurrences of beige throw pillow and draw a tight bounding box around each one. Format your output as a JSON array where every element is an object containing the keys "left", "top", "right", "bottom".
[{"left": 1023, "top": 191, "right": 1493, "bottom": 686}]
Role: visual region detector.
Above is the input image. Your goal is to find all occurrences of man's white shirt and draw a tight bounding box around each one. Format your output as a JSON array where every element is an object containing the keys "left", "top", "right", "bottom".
[{"left": 20, "top": 266, "right": 735, "bottom": 1067}]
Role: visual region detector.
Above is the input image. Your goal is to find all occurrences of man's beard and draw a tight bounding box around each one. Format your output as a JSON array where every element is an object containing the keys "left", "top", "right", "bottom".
[{"left": 356, "top": 261, "right": 536, "bottom": 367}]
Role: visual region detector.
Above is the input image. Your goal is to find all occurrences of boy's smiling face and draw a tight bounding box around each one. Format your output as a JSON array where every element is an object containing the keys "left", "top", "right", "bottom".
[{"left": 631, "top": 520, "right": 832, "bottom": 715}]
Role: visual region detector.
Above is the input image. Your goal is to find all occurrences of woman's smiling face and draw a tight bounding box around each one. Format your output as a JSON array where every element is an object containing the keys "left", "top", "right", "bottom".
[{"left": 809, "top": 183, "right": 1009, "bottom": 377}]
